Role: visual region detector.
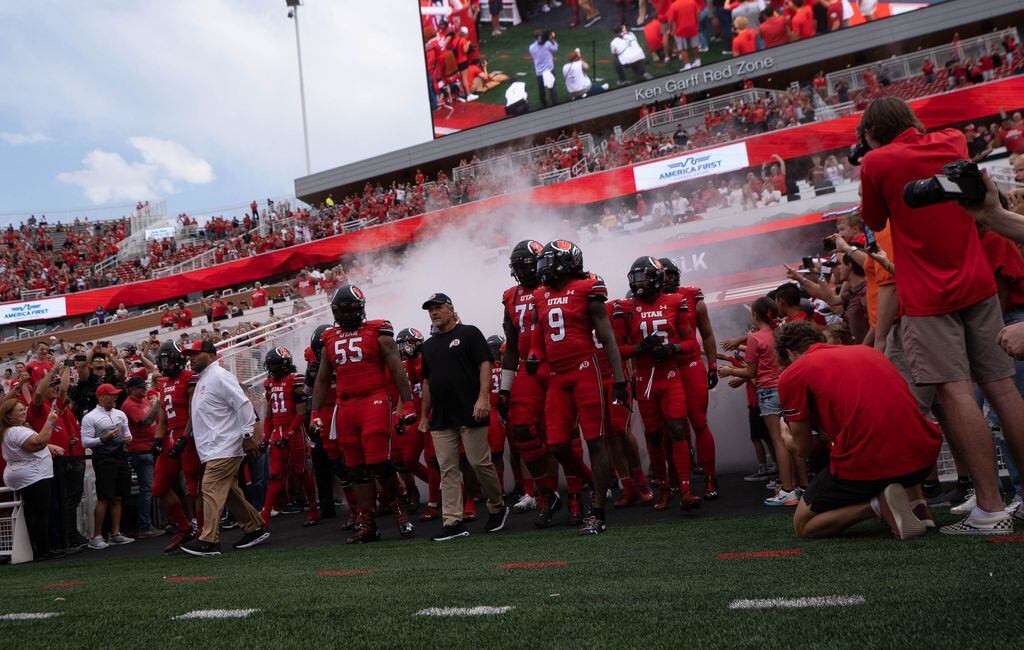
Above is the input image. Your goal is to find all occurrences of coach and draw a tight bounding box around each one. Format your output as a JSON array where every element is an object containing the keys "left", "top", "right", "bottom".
[
  {"left": 179, "top": 340, "right": 268, "bottom": 557},
  {"left": 418, "top": 293, "right": 508, "bottom": 541}
]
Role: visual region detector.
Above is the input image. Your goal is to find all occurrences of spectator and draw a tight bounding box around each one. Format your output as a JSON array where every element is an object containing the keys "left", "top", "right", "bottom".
[
  {"left": 122, "top": 376, "right": 162, "bottom": 538},
  {"left": 418, "top": 293, "right": 508, "bottom": 541},
  {"left": 115, "top": 303, "right": 129, "bottom": 319},
  {"left": 790, "top": 0, "right": 816, "bottom": 41},
  {"left": 759, "top": 5, "right": 790, "bottom": 49},
  {"left": 667, "top": 0, "right": 701, "bottom": 69},
  {"left": 562, "top": 49, "right": 605, "bottom": 99},
  {"left": 731, "top": 16, "right": 757, "bottom": 56},
  {"left": 921, "top": 58, "right": 935, "bottom": 84},
  {"left": 729, "top": 0, "right": 762, "bottom": 47},
  {"left": 464, "top": 58, "right": 509, "bottom": 95},
  {"left": 964, "top": 124, "right": 993, "bottom": 162},
  {"left": 776, "top": 321, "right": 942, "bottom": 539},
  {"left": 610, "top": 24, "right": 653, "bottom": 85},
  {"left": 81, "top": 384, "right": 135, "bottom": 550},
  {"left": 1, "top": 399, "right": 61, "bottom": 560},
  {"left": 160, "top": 307, "right": 175, "bottom": 328},
  {"left": 251, "top": 282, "right": 268, "bottom": 308},
  {"left": 570, "top": 0, "right": 602, "bottom": 28},
  {"left": 94, "top": 305, "right": 107, "bottom": 324},
  {"left": 488, "top": 0, "right": 505, "bottom": 35},
  {"left": 528, "top": 30, "right": 559, "bottom": 109},
  {"left": 672, "top": 124, "right": 689, "bottom": 147},
  {"left": 174, "top": 300, "right": 193, "bottom": 329},
  {"left": 859, "top": 96, "right": 1024, "bottom": 535}
]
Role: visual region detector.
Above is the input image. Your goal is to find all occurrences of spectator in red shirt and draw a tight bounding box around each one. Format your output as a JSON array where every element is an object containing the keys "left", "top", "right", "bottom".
[
  {"left": 210, "top": 298, "right": 227, "bottom": 322},
  {"left": 776, "top": 322, "right": 941, "bottom": 539},
  {"left": 251, "top": 282, "right": 268, "bottom": 308},
  {"left": 25, "top": 342, "right": 55, "bottom": 386},
  {"left": 667, "top": 0, "right": 701, "bottom": 69},
  {"left": 731, "top": 16, "right": 757, "bottom": 56},
  {"left": 789, "top": 0, "right": 816, "bottom": 40},
  {"left": 160, "top": 308, "right": 176, "bottom": 329},
  {"left": 859, "top": 97, "right": 1024, "bottom": 535},
  {"left": 122, "top": 376, "right": 162, "bottom": 538},
  {"left": 174, "top": 300, "right": 193, "bottom": 329},
  {"left": 759, "top": 6, "right": 789, "bottom": 48}
]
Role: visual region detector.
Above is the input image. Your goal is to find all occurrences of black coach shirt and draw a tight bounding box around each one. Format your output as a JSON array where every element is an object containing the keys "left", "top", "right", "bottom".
[{"left": 421, "top": 323, "right": 491, "bottom": 430}]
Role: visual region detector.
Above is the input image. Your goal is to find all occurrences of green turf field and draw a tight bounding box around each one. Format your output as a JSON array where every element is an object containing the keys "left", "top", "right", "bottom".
[{"left": 2, "top": 512, "right": 1021, "bottom": 649}]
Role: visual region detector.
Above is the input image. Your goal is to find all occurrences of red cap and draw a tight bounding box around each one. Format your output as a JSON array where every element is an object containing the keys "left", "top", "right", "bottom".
[
  {"left": 182, "top": 340, "right": 218, "bottom": 355},
  {"left": 96, "top": 383, "right": 122, "bottom": 397}
]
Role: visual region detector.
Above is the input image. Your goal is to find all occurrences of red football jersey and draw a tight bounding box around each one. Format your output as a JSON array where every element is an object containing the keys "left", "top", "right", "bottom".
[
  {"left": 502, "top": 284, "right": 538, "bottom": 363},
  {"left": 402, "top": 356, "right": 423, "bottom": 402},
  {"left": 594, "top": 300, "right": 627, "bottom": 379},
  {"left": 621, "top": 292, "right": 692, "bottom": 372},
  {"left": 264, "top": 372, "right": 305, "bottom": 433},
  {"left": 321, "top": 319, "right": 393, "bottom": 400},
  {"left": 531, "top": 276, "right": 608, "bottom": 373},
  {"left": 159, "top": 369, "right": 197, "bottom": 433},
  {"left": 489, "top": 359, "right": 502, "bottom": 407},
  {"left": 675, "top": 286, "right": 704, "bottom": 363}
]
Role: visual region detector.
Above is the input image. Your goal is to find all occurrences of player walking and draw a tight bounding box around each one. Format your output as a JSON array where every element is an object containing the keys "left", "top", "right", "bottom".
[{"left": 396, "top": 327, "right": 443, "bottom": 521}]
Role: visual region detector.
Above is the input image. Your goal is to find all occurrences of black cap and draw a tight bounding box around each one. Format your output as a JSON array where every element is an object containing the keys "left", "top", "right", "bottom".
[
  {"left": 421, "top": 292, "right": 453, "bottom": 310},
  {"left": 126, "top": 377, "right": 147, "bottom": 390}
]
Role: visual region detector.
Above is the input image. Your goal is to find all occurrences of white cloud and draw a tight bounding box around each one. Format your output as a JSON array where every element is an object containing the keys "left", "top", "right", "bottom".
[
  {"left": 57, "top": 137, "right": 214, "bottom": 204},
  {"left": 0, "top": 131, "right": 52, "bottom": 145}
]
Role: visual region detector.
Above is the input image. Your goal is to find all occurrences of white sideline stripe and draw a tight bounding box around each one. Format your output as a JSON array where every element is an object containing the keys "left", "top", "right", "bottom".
[
  {"left": 173, "top": 609, "right": 259, "bottom": 620},
  {"left": 0, "top": 613, "right": 61, "bottom": 621},
  {"left": 729, "top": 595, "right": 866, "bottom": 610},
  {"left": 415, "top": 606, "right": 514, "bottom": 617}
]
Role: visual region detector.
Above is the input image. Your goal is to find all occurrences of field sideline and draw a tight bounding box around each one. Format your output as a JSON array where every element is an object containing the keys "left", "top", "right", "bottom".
[{"left": 2, "top": 481, "right": 1021, "bottom": 649}]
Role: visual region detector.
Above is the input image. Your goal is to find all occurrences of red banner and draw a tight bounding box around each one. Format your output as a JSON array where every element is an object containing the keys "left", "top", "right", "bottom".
[{"left": 24, "top": 77, "right": 1024, "bottom": 319}]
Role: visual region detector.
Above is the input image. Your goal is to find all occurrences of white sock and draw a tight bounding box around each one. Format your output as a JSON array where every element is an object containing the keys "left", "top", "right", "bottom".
[
  {"left": 869, "top": 496, "right": 880, "bottom": 516},
  {"left": 971, "top": 506, "right": 1007, "bottom": 520}
]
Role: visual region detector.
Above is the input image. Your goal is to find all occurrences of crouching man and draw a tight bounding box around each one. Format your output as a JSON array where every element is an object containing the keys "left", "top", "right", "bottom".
[{"left": 776, "top": 321, "right": 942, "bottom": 540}]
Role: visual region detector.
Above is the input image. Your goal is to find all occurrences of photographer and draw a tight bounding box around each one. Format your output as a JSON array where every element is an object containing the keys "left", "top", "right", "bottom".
[
  {"left": 528, "top": 30, "right": 559, "bottom": 109},
  {"left": 610, "top": 24, "right": 652, "bottom": 85},
  {"left": 562, "top": 49, "right": 605, "bottom": 99},
  {"left": 776, "top": 321, "right": 942, "bottom": 540},
  {"left": 858, "top": 96, "right": 1024, "bottom": 534}
]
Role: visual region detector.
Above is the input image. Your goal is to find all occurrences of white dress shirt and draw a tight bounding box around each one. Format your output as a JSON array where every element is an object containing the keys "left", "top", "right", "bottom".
[{"left": 190, "top": 360, "right": 256, "bottom": 463}]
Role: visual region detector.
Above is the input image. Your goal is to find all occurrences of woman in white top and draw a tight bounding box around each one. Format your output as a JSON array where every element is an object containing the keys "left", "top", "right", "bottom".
[
  {"left": 824, "top": 155, "right": 846, "bottom": 187},
  {"left": 562, "top": 49, "right": 606, "bottom": 99},
  {"left": 1, "top": 399, "right": 61, "bottom": 560}
]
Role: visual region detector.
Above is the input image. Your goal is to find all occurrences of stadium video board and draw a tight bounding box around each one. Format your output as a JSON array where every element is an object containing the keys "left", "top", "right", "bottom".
[{"left": 420, "top": 0, "right": 951, "bottom": 138}]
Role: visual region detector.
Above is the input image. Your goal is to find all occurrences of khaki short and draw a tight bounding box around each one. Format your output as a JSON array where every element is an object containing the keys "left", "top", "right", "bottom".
[
  {"left": 901, "top": 294, "right": 1015, "bottom": 385},
  {"left": 886, "top": 320, "right": 939, "bottom": 415}
]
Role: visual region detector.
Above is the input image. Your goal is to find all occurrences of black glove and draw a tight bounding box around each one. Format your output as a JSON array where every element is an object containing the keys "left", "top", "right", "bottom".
[
  {"left": 394, "top": 421, "right": 406, "bottom": 437},
  {"left": 259, "top": 439, "right": 270, "bottom": 453},
  {"left": 612, "top": 381, "right": 630, "bottom": 408},
  {"left": 651, "top": 342, "right": 675, "bottom": 363},
  {"left": 150, "top": 438, "right": 165, "bottom": 457},
  {"left": 497, "top": 390, "right": 510, "bottom": 421},
  {"left": 707, "top": 366, "right": 719, "bottom": 390},
  {"left": 639, "top": 335, "right": 662, "bottom": 354},
  {"left": 525, "top": 355, "right": 540, "bottom": 376},
  {"left": 274, "top": 437, "right": 288, "bottom": 449},
  {"left": 167, "top": 435, "right": 188, "bottom": 459}
]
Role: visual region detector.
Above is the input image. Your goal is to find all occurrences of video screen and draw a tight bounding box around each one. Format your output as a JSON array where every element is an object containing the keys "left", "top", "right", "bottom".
[{"left": 420, "top": 0, "right": 951, "bottom": 137}]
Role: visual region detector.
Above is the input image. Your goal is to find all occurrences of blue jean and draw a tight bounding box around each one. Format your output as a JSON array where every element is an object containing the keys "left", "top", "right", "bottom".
[
  {"left": 974, "top": 307, "right": 1023, "bottom": 495},
  {"left": 757, "top": 387, "right": 783, "bottom": 417},
  {"left": 715, "top": 7, "right": 734, "bottom": 49},
  {"left": 697, "top": 7, "right": 710, "bottom": 49},
  {"left": 128, "top": 453, "right": 155, "bottom": 532}
]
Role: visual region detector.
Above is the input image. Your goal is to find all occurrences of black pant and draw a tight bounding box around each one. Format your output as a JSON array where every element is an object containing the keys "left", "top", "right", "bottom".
[
  {"left": 50, "top": 457, "right": 85, "bottom": 548},
  {"left": 615, "top": 59, "right": 647, "bottom": 83},
  {"left": 310, "top": 444, "right": 337, "bottom": 517},
  {"left": 536, "top": 74, "right": 558, "bottom": 108},
  {"left": 21, "top": 478, "right": 53, "bottom": 558}
]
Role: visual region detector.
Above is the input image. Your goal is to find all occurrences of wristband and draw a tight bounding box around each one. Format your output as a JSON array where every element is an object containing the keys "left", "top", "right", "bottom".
[{"left": 500, "top": 368, "right": 516, "bottom": 392}]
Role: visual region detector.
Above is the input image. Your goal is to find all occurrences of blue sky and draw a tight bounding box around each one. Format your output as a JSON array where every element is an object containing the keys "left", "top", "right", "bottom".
[{"left": 0, "top": 0, "right": 433, "bottom": 226}]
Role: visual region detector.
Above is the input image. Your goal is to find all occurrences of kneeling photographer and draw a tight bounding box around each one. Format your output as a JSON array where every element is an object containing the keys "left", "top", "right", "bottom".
[{"left": 857, "top": 96, "right": 1024, "bottom": 535}]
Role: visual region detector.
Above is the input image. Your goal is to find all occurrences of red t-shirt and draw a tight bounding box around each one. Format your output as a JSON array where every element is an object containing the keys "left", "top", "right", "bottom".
[
  {"left": 296, "top": 278, "right": 316, "bottom": 297},
  {"left": 860, "top": 128, "right": 996, "bottom": 316},
  {"left": 26, "top": 398, "right": 81, "bottom": 456},
  {"left": 160, "top": 313, "right": 176, "bottom": 328},
  {"left": 760, "top": 15, "right": 789, "bottom": 48},
  {"left": 251, "top": 289, "right": 267, "bottom": 307},
  {"left": 999, "top": 127, "right": 1024, "bottom": 155},
  {"left": 826, "top": 1, "right": 842, "bottom": 29},
  {"left": 745, "top": 326, "right": 780, "bottom": 389},
  {"left": 732, "top": 28, "right": 758, "bottom": 56},
  {"left": 211, "top": 300, "right": 226, "bottom": 319},
  {"left": 122, "top": 395, "right": 156, "bottom": 453},
  {"left": 980, "top": 230, "right": 1024, "bottom": 312},
  {"left": 791, "top": 6, "right": 816, "bottom": 39},
  {"left": 643, "top": 19, "right": 663, "bottom": 52},
  {"left": 25, "top": 360, "right": 53, "bottom": 386},
  {"left": 779, "top": 344, "right": 942, "bottom": 481},
  {"left": 667, "top": 0, "right": 699, "bottom": 38}
]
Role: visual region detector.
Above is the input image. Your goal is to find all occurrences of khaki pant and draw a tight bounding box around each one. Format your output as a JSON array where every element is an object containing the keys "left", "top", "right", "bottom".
[
  {"left": 199, "top": 457, "right": 263, "bottom": 543},
  {"left": 431, "top": 426, "right": 505, "bottom": 527}
]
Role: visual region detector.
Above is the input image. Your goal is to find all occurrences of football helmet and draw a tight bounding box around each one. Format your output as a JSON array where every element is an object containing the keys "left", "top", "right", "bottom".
[
  {"left": 157, "top": 341, "right": 187, "bottom": 378},
  {"left": 658, "top": 257, "right": 681, "bottom": 292},
  {"left": 628, "top": 256, "right": 665, "bottom": 299},
  {"left": 536, "top": 240, "right": 583, "bottom": 285},
  {"left": 396, "top": 327, "right": 425, "bottom": 359},
  {"left": 509, "top": 240, "right": 544, "bottom": 289},
  {"left": 331, "top": 284, "right": 366, "bottom": 330},
  {"left": 264, "top": 346, "right": 296, "bottom": 379}
]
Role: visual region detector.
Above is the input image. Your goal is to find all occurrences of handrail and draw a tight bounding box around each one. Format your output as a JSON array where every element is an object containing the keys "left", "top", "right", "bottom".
[
  {"left": 623, "top": 88, "right": 788, "bottom": 139},
  {"left": 452, "top": 134, "right": 595, "bottom": 182}
]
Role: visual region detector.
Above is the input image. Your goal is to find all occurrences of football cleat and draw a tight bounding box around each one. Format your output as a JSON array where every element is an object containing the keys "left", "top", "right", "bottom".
[
  {"left": 163, "top": 528, "right": 195, "bottom": 554},
  {"left": 346, "top": 514, "right": 381, "bottom": 544},
  {"left": 704, "top": 476, "right": 719, "bottom": 501},
  {"left": 303, "top": 508, "right": 321, "bottom": 527},
  {"left": 653, "top": 487, "right": 672, "bottom": 511},
  {"left": 614, "top": 486, "right": 637, "bottom": 508},
  {"left": 638, "top": 484, "right": 655, "bottom": 504},
  {"left": 577, "top": 515, "right": 607, "bottom": 535},
  {"left": 534, "top": 491, "right": 562, "bottom": 528},
  {"left": 391, "top": 501, "right": 415, "bottom": 538},
  {"left": 679, "top": 492, "right": 703, "bottom": 512},
  {"left": 404, "top": 486, "right": 421, "bottom": 513},
  {"left": 512, "top": 493, "right": 537, "bottom": 513},
  {"left": 568, "top": 493, "right": 584, "bottom": 525},
  {"left": 342, "top": 509, "right": 358, "bottom": 531},
  {"left": 418, "top": 504, "right": 440, "bottom": 522}
]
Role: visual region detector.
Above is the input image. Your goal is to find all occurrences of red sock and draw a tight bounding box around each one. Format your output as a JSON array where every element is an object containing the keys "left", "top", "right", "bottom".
[
  {"left": 301, "top": 472, "right": 319, "bottom": 513},
  {"left": 167, "top": 500, "right": 190, "bottom": 531},
  {"left": 646, "top": 434, "right": 668, "bottom": 485},
  {"left": 261, "top": 478, "right": 282, "bottom": 522},
  {"left": 540, "top": 474, "right": 558, "bottom": 492},
  {"left": 672, "top": 439, "right": 693, "bottom": 494},
  {"left": 566, "top": 474, "right": 582, "bottom": 494},
  {"left": 561, "top": 455, "right": 592, "bottom": 487},
  {"left": 694, "top": 426, "right": 716, "bottom": 478},
  {"left": 619, "top": 476, "right": 635, "bottom": 497},
  {"left": 195, "top": 509, "right": 204, "bottom": 533},
  {"left": 632, "top": 467, "right": 650, "bottom": 489},
  {"left": 524, "top": 477, "right": 535, "bottom": 495},
  {"left": 343, "top": 486, "right": 357, "bottom": 509}
]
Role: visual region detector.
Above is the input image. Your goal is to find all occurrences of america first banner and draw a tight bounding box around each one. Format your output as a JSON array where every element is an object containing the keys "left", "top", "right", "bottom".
[{"left": 632, "top": 142, "right": 750, "bottom": 192}]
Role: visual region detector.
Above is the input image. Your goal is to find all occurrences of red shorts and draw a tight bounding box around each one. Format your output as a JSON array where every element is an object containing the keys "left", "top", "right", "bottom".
[
  {"left": 266, "top": 425, "right": 311, "bottom": 475},
  {"left": 335, "top": 391, "right": 392, "bottom": 467},
  {"left": 545, "top": 355, "right": 605, "bottom": 445},
  {"left": 679, "top": 357, "right": 709, "bottom": 430},
  {"left": 508, "top": 367, "right": 545, "bottom": 428},
  {"left": 635, "top": 364, "right": 688, "bottom": 431},
  {"left": 488, "top": 410, "right": 507, "bottom": 454},
  {"left": 602, "top": 377, "right": 631, "bottom": 437},
  {"left": 152, "top": 431, "right": 200, "bottom": 498}
]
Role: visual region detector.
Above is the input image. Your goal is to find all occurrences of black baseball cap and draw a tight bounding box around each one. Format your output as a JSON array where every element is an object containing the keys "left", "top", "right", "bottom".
[
  {"left": 421, "top": 292, "right": 453, "bottom": 310},
  {"left": 126, "top": 377, "right": 147, "bottom": 390}
]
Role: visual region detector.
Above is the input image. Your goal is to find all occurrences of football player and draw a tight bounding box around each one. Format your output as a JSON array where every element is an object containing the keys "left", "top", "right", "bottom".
[
  {"left": 486, "top": 334, "right": 508, "bottom": 491},
  {"left": 529, "top": 240, "right": 629, "bottom": 535},
  {"left": 261, "top": 347, "right": 320, "bottom": 528},
  {"left": 304, "top": 325, "right": 340, "bottom": 520},
  {"left": 311, "top": 285, "right": 419, "bottom": 544},
  {"left": 396, "top": 327, "right": 443, "bottom": 521},
  {"left": 620, "top": 257, "right": 702, "bottom": 512},
  {"left": 660, "top": 257, "right": 720, "bottom": 499},
  {"left": 151, "top": 341, "right": 201, "bottom": 553}
]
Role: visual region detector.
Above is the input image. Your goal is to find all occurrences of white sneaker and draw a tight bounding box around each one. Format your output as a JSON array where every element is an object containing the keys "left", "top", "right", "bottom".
[
  {"left": 107, "top": 533, "right": 135, "bottom": 545},
  {"left": 876, "top": 484, "right": 927, "bottom": 541},
  {"left": 466, "top": 93, "right": 479, "bottom": 101},
  {"left": 551, "top": 0, "right": 562, "bottom": 6},
  {"left": 940, "top": 510, "right": 1014, "bottom": 536},
  {"left": 88, "top": 536, "right": 109, "bottom": 550},
  {"left": 692, "top": 59, "right": 702, "bottom": 67},
  {"left": 541, "top": 3, "right": 550, "bottom": 11},
  {"left": 950, "top": 489, "right": 976, "bottom": 515},
  {"left": 270, "top": 509, "right": 281, "bottom": 518},
  {"left": 682, "top": 63, "right": 692, "bottom": 71},
  {"left": 1006, "top": 495, "right": 1023, "bottom": 520},
  {"left": 764, "top": 489, "right": 800, "bottom": 507},
  {"left": 513, "top": 493, "right": 537, "bottom": 513}
]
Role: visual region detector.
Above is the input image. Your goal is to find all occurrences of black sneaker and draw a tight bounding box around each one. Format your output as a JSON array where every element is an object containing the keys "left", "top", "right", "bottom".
[
  {"left": 180, "top": 539, "right": 222, "bottom": 557},
  {"left": 219, "top": 513, "right": 238, "bottom": 530},
  {"left": 432, "top": 522, "right": 470, "bottom": 541},
  {"left": 233, "top": 527, "right": 270, "bottom": 550},
  {"left": 534, "top": 491, "right": 562, "bottom": 529},
  {"left": 280, "top": 503, "right": 303, "bottom": 515},
  {"left": 578, "top": 515, "right": 607, "bottom": 535},
  {"left": 483, "top": 506, "right": 510, "bottom": 533}
]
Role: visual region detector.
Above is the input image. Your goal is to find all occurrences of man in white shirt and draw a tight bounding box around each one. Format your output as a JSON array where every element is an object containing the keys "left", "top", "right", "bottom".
[
  {"left": 178, "top": 340, "right": 268, "bottom": 557},
  {"left": 610, "top": 24, "right": 653, "bottom": 85},
  {"left": 81, "top": 384, "right": 135, "bottom": 549}
]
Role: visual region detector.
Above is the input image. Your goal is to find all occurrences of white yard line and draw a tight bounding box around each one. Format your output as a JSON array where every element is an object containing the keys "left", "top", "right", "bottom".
[
  {"left": 414, "top": 606, "right": 514, "bottom": 617},
  {"left": 173, "top": 609, "right": 259, "bottom": 620},
  {"left": 0, "top": 613, "right": 61, "bottom": 620},
  {"left": 729, "top": 595, "right": 866, "bottom": 610}
]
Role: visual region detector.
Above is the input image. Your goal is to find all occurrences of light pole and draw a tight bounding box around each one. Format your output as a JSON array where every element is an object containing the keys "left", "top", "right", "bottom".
[{"left": 287, "top": 0, "right": 311, "bottom": 175}]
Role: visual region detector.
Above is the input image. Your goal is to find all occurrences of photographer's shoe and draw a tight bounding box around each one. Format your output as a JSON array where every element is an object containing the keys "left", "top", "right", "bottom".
[
  {"left": 876, "top": 484, "right": 926, "bottom": 540},
  {"left": 940, "top": 510, "right": 1014, "bottom": 536}
]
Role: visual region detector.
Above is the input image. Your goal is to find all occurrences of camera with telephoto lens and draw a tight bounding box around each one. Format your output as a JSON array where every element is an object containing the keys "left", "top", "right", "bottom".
[
  {"left": 902, "top": 159, "right": 986, "bottom": 209},
  {"left": 848, "top": 139, "right": 872, "bottom": 166}
]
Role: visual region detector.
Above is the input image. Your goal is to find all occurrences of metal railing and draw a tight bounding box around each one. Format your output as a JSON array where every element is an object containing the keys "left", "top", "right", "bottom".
[
  {"left": 623, "top": 88, "right": 788, "bottom": 139},
  {"left": 451, "top": 134, "right": 595, "bottom": 183},
  {"left": 19, "top": 289, "right": 45, "bottom": 301},
  {"left": 826, "top": 28, "right": 1019, "bottom": 96}
]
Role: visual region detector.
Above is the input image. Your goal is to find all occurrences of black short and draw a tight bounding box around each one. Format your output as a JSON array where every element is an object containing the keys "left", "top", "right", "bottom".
[
  {"left": 747, "top": 406, "right": 770, "bottom": 442},
  {"left": 457, "top": 61, "right": 469, "bottom": 72},
  {"left": 803, "top": 466, "right": 932, "bottom": 514},
  {"left": 93, "top": 455, "right": 132, "bottom": 500}
]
